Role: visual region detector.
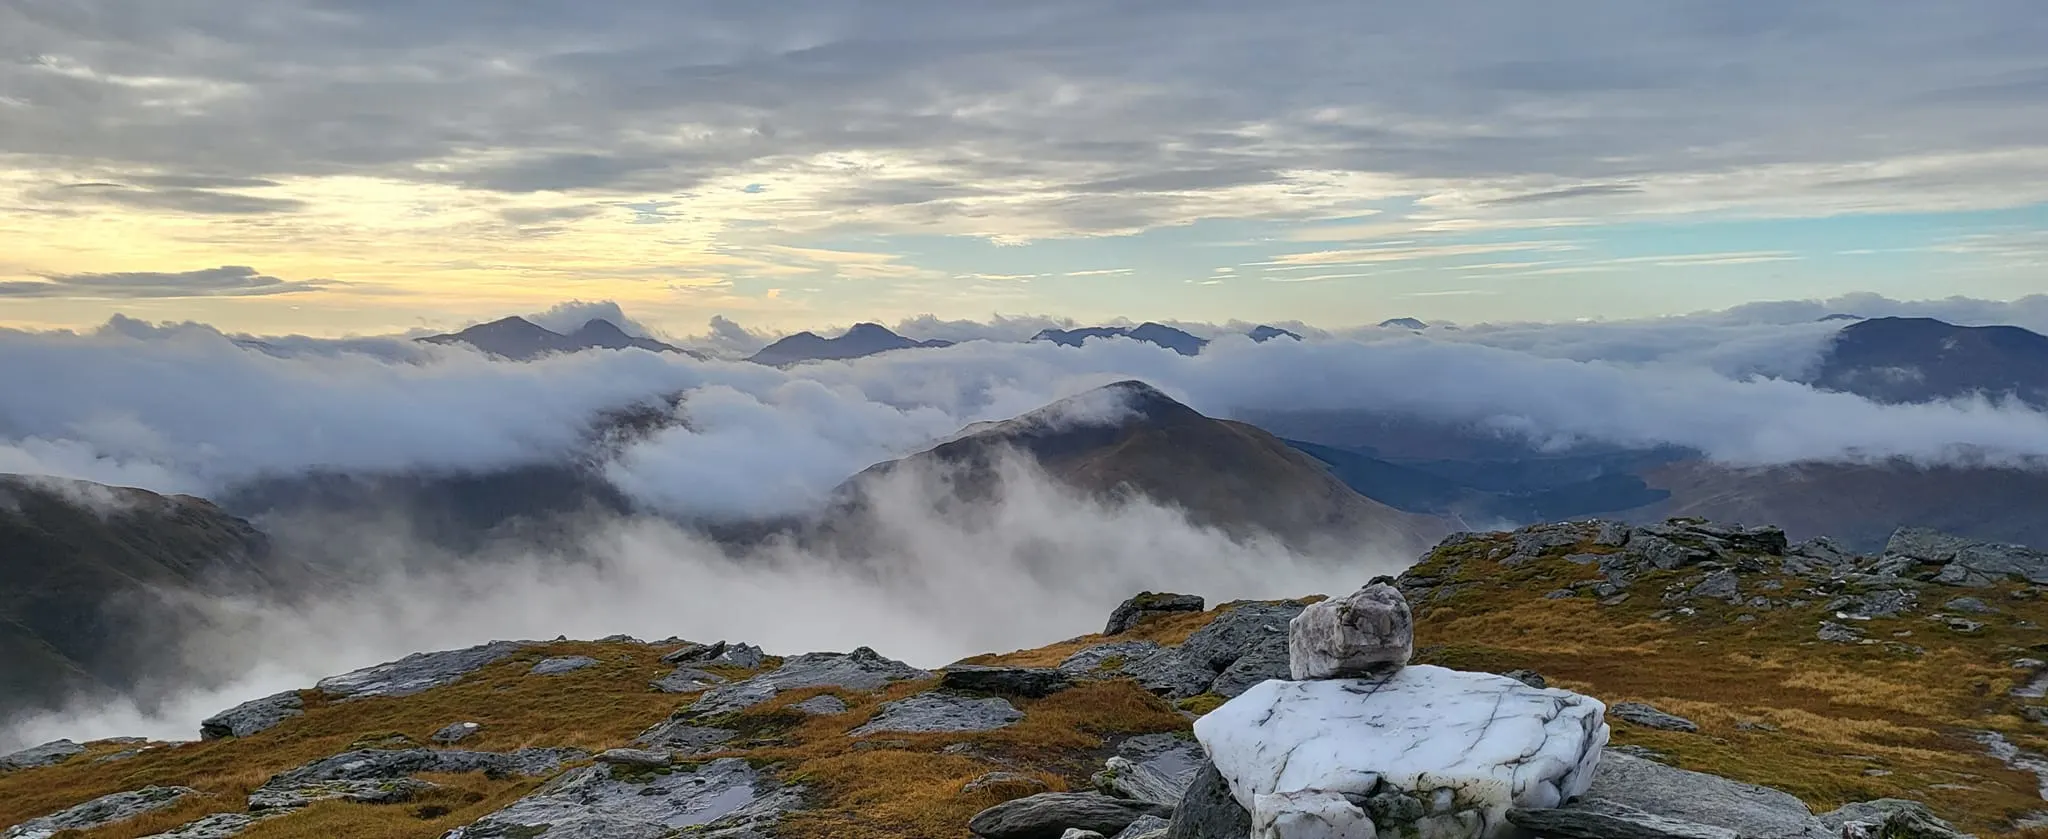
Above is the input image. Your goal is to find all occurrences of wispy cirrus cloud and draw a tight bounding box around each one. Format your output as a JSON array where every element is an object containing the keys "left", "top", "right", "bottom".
[{"left": 0, "top": 266, "right": 336, "bottom": 299}]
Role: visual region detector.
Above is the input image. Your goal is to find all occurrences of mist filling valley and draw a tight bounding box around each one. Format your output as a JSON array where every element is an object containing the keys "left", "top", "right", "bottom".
[{"left": 5, "top": 305, "right": 2048, "bottom": 752}]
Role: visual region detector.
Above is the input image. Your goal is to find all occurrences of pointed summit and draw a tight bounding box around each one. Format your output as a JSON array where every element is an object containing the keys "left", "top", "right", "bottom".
[
  {"left": 1031, "top": 322, "right": 1209, "bottom": 355},
  {"left": 419, "top": 315, "right": 699, "bottom": 360}
]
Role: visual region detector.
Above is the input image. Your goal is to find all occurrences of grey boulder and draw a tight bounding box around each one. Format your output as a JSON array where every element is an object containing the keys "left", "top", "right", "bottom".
[
  {"left": 250, "top": 746, "right": 583, "bottom": 811},
  {"left": 315, "top": 640, "right": 526, "bottom": 700},
  {"left": 3, "top": 786, "right": 194, "bottom": 838},
  {"left": 1611, "top": 701, "right": 1701, "bottom": 733},
  {"left": 1578, "top": 750, "right": 1829, "bottom": 839},
  {"left": 1819, "top": 799, "right": 1968, "bottom": 839},
  {"left": 1178, "top": 602, "right": 1305, "bottom": 672},
  {"left": 1112, "top": 814, "right": 1170, "bottom": 839},
  {"left": 0, "top": 739, "right": 85, "bottom": 771},
  {"left": 851, "top": 692, "right": 1022, "bottom": 735},
  {"left": 1509, "top": 800, "right": 1739, "bottom": 839},
  {"left": 1105, "top": 593, "right": 1206, "bottom": 635},
  {"left": 1208, "top": 638, "right": 1289, "bottom": 699},
  {"left": 969, "top": 792, "right": 1174, "bottom": 839},
  {"left": 529, "top": 655, "right": 598, "bottom": 676},
  {"left": 1286, "top": 583, "right": 1412, "bottom": 679},
  {"left": 1160, "top": 763, "right": 1250, "bottom": 839},
  {"left": 1096, "top": 734, "right": 1205, "bottom": 807},
  {"left": 594, "top": 748, "right": 670, "bottom": 770},
  {"left": 432, "top": 722, "right": 483, "bottom": 744},
  {"left": 248, "top": 777, "right": 437, "bottom": 810},
  {"left": 942, "top": 665, "right": 1074, "bottom": 698},
  {"left": 201, "top": 690, "right": 305, "bottom": 740},
  {"left": 1120, "top": 649, "right": 1218, "bottom": 701}
]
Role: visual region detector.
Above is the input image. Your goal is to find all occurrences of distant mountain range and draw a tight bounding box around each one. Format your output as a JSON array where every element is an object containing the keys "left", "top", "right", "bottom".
[
  {"left": 419, "top": 316, "right": 702, "bottom": 361},
  {"left": 1807, "top": 316, "right": 2048, "bottom": 408},
  {"left": 746, "top": 323, "right": 954, "bottom": 366}
]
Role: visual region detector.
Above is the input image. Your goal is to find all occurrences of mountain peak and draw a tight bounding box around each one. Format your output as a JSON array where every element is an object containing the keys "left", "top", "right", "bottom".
[
  {"left": 1379, "top": 317, "right": 1428, "bottom": 330},
  {"left": 571, "top": 318, "right": 631, "bottom": 340}
]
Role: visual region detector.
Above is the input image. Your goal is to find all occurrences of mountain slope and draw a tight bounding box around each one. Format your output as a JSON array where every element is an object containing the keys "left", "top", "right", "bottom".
[
  {"left": 1031, "top": 323, "right": 1208, "bottom": 356},
  {"left": 1809, "top": 316, "right": 2048, "bottom": 408},
  {"left": 747, "top": 323, "right": 953, "bottom": 366},
  {"left": 2, "top": 518, "right": 2036, "bottom": 837},
  {"left": 834, "top": 381, "right": 1452, "bottom": 553},
  {"left": 419, "top": 316, "right": 699, "bottom": 361},
  {"left": 0, "top": 476, "right": 282, "bottom": 718}
]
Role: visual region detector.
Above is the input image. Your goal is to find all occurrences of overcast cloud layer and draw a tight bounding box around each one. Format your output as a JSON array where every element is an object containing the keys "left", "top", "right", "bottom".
[
  {"left": 4, "top": 1, "right": 2047, "bottom": 333},
  {"left": 6, "top": 298, "right": 2048, "bottom": 521}
]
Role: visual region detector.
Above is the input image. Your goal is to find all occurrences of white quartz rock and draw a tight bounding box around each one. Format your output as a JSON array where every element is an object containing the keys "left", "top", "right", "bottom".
[
  {"left": 1288, "top": 584, "right": 1412, "bottom": 680},
  {"left": 1193, "top": 665, "right": 1610, "bottom": 839}
]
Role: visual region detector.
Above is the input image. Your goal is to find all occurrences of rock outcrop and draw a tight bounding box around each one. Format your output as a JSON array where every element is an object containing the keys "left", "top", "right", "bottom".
[
  {"left": 3, "top": 786, "right": 195, "bottom": 838},
  {"left": 1189, "top": 582, "right": 1609, "bottom": 838},
  {"left": 199, "top": 690, "right": 304, "bottom": 739},
  {"left": 1107, "top": 593, "right": 1207, "bottom": 635},
  {"left": 969, "top": 792, "right": 1174, "bottom": 839},
  {"left": 448, "top": 755, "right": 805, "bottom": 838},
  {"left": 687, "top": 646, "right": 930, "bottom": 717},
  {"left": 315, "top": 640, "right": 527, "bottom": 700},
  {"left": 0, "top": 740, "right": 84, "bottom": 772}
]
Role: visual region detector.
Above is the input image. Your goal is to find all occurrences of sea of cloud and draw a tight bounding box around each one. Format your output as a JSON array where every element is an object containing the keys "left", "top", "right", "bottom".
[{"left": 4, "top": 295, "right": 2048, "bottom": 750}]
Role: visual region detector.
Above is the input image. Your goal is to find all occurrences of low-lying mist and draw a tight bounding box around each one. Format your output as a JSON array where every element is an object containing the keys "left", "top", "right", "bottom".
[{"left": 0, "top": 453, "right": 1404, "bottom": 752}]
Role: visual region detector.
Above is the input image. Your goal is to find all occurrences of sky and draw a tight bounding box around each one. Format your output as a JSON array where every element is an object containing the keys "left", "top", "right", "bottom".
[{"left": 2, "top": 1, "right": 2047, "bottom": 336}]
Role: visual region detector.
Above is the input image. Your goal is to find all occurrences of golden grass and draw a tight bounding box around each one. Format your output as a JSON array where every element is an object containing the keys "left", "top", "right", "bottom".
[
  {"left": 760, "top": 678, "right": 1188, "bottom": 839},
  {"left": 11, "top": 541, "right": 2048, "bottom": 838},
  {"left": 1405, "top": 537, "right": 2048, "bottom": 834},
  {"left": 1, "top": 640, "right": 695, "bottom": 838}
]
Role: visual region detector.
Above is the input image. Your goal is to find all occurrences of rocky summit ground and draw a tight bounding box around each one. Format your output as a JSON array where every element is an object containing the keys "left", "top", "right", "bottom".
[{"left": 4, "top": 517, "right": 2048, "bottom": 838}]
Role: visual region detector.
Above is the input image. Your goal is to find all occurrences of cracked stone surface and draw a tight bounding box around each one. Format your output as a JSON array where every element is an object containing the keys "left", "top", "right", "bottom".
[
  {"left": 250, "top": 747, "right": 583, "bottom": 811},
  {"left": 969, "top": 792, "right": 1173, "bottom": 839},
  {"left": 1193, "top": 665, "right": 1609, "bottom": 838},
  {"left": 689, "top": 647, "right": 930, "bottom": 717},
  {"left": 3, "top": 786, "right": 195, "bottom": 839},
  {"left": 446, "top": 756, "right": 805, "bottom": 839},
  {"left": 315, "top": 641, "right": 527, "bottom": 700},
  {"left": 633, "top": 719, "right": 738, "bottom": 755},
  {"left": 851, "top": 692, "right": 1022, "bottom": 735},
  {"left": 1573, "top": 750, "right": 1829, "bottom": 839}
]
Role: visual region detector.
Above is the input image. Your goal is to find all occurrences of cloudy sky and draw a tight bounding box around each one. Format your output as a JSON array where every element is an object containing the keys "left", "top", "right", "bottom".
[{"left": 3, "top": 1, "right": 2046, "bottom": 336}]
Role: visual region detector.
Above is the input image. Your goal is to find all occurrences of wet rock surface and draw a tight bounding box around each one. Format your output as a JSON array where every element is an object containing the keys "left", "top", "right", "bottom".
[
  {"left": 3, "top": 786, "right": 195, "bottom": 838},
  {"left": 851, "top": 691, "right": 1022, "bottom": 735},
  {"left": 315, "top": 640, "right": 527, "bottom": 700},
  {"left": 446, "top": 756, "right": 805, "bottom": 839},
  {"left": 250, "top": 746, "right": 583, "bottom": 812},
  {"left": 688, "top": 646, "right": 930, "bottom": 717},
  {"left": 969, "top": 792, "right": 1174, "bottom": 839}
]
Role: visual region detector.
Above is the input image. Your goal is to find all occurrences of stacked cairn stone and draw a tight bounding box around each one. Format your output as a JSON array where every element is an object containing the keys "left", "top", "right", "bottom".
[{"left": 1190, "top": 581, "right": 1610, "bottom": 839}]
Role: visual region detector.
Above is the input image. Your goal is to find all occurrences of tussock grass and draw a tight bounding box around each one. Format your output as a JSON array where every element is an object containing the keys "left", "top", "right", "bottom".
[
  {"left": 1408, "top": 538, "right": 2048, "bottom": 834},
  {"left": 2, "top": 640, "right": 690, "bottom": 838}
]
